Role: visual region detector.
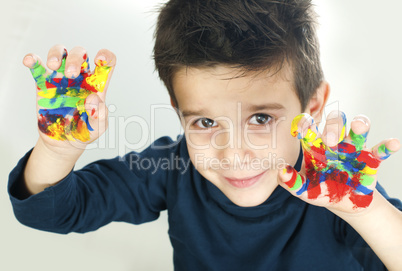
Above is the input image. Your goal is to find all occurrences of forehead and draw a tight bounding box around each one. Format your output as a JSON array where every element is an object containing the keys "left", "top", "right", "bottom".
[{"left": 172, "top": 64, "right": 300, "bottom": 115}]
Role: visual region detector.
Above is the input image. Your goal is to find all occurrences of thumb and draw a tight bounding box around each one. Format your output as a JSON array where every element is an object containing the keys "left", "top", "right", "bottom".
[
  {"left": 278, "top": 164, "right": 307, "bottom": 196},
  {"left": 84, "top": 94, "right": 108, "bottom": 137}
]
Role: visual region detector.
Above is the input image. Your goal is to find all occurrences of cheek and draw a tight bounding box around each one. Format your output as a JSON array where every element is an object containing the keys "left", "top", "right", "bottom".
[
  {"left": 185, "top": 130, "right": 214, "bottom": 151},
  {"left": 274, "top": 121, "right": 300, "bottom": 165},
  {"left": 186, "top": 141, "right": 215, "bottom": 173}
]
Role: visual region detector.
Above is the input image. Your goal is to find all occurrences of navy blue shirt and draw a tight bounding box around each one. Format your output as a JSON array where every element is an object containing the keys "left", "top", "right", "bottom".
[{"left": 8, "top": 136, "right": 402, "bottom": 270}]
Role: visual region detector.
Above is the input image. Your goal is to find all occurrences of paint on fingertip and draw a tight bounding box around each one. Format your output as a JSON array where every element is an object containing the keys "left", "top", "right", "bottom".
[
  {"left": 290, "top": 111, "right": 381, "bottom": 209},
  {"left": 32, "top": 54, "right": 106, "bottom": 142},
  {"left": 283, "top": 165, "right": 304, "bottom": 192},
  {"left": 349, "top": 130, "right": 368, "bottom": 152},
  {"left": 85, "top": 60, "right": 111, "bottom": 93},
  {"left": 377, "top": 144, "right": 392, "bottom": 160}
]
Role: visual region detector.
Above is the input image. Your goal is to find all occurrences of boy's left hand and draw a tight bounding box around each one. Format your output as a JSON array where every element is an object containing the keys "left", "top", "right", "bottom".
[{"left": 278, "top": 111, "right": 400, "bottom": 213}]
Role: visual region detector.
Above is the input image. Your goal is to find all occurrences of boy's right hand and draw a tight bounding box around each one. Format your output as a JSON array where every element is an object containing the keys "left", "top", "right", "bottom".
[{"left": 23, "top": 45, "right": 116, "bottom": 152}]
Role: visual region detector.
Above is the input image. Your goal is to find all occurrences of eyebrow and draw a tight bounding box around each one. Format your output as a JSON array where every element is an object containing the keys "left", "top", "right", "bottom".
[
  {"left": 244, "top": 103, "right": 285, "bottom": 112},
  {"left": 180, "top": 103, "right": 285, "bottom": 118},
  {"left": 181, "top": 109, "right": 208, "bottom": 118}
]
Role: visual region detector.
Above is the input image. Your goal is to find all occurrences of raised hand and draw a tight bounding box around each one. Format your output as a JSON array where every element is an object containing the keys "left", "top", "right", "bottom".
[
  {"left": 278, "top": 111, "right": 400, "bottom": 212},
  {"left": 23, "top": 45, "right": 116, "bottom": 147}
]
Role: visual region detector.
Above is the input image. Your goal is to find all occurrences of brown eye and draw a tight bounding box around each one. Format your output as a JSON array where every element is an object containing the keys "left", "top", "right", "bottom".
[
  {"left": 249, "top": 114, "right": 272, "bottom": 125},
  {"left": 194, "top": 118, "right": 217, "bottom": 128}
]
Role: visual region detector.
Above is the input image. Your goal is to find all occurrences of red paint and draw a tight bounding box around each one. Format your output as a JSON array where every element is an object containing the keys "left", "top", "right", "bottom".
[
  {"left": 336, "top": 142, "right": 356, "bottom": 154},
  {"left": 325, "top": 180, "right": 351, "bottom": 203},
  {"left": 284, "top": 166, "right": 297, "bottom": 188},
  {"left": 91, "top": 108, "right": 95, "bottom": 117},
  {"left": 349, "top": 193, "right": 373, "bottom": 208},
  {"left": 307, "top": 184, "right": 321, "bottom": 200},
  {"left": 83, "top": 53, "right": 87, "bottom": 60},
  {"left": 357, "top": 151, "right": 381, "bottom": 168},
  {"left": 80, "top": 73, "right": 98, "bottom": 93}
]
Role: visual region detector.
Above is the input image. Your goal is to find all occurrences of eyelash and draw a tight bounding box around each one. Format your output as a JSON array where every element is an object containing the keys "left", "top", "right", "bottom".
[
  {"left": 192, "top": 113, "right": 273, "bottom": 129},
  {"left": 248, "top": 113, "right": 273, "bottom": 126},
  {"left": 193, "top": 118, "right": 217, "bottom": 129}
]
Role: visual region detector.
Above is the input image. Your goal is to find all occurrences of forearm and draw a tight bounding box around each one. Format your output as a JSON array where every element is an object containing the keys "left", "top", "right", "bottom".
[
  {"left": 24, "top": 138, "right": 84, "bottom": 195},
  {"left": 331, "top": 190, "right": 402, "bottom": 271}
]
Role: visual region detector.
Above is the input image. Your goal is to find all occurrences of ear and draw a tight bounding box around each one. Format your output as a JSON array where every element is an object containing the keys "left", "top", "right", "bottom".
[{"left": 305, "top": 81, "right": 330, "bottom": 123}]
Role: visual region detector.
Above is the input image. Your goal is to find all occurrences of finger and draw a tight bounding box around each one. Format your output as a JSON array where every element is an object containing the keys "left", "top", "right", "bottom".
[
  {"left": 64, "top": 46, "right": 88, "bottom": 78},
  {"left": 346, "top": 115, "right": 370, "bottom": 151},
  {"left": 46, "top": 44, "right": 67, "bottom": 72},
  {"left": 291, "top": 113, "right": 323, "bottom": 149},
  {"left": 23, "top": 54, "right": 48, "bottom": 91},
  {"left": 278, "top": 164, "right": 307, "bottom": 196},
  {"left": 86, "top": 49, "right": 117, "bottom": 100},
  {"left": 84, "top": 94, "right": 109, "bottom": 137},
  {"left": 321, "top": 111, "right": 347, "bottom": 147},
  {"left": 371, "top": 138, "right": 400, "bottom": 161}
]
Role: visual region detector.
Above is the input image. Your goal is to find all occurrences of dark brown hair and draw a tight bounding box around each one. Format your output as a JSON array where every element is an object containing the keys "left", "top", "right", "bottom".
[{"left": 153, "top": 0, "right": 323, "bottom": 110}]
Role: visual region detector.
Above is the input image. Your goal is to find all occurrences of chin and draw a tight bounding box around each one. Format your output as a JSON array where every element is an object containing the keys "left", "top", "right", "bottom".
[{"left": 229, "top": 192, "right": 271, "bottom": 207}]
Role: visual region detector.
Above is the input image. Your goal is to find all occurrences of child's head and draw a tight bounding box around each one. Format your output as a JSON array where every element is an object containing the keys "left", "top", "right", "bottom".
[
  {"left": 153, "top": 0, "right": 329, "bottom": 207},
  {"left": 154, "top": 0, "right": 324, "bottom": 111}
]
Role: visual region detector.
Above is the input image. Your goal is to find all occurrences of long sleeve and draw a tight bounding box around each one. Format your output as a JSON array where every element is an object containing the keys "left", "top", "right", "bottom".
[{"left": 8, "top": 136, "right": 182, "bottom": 234}]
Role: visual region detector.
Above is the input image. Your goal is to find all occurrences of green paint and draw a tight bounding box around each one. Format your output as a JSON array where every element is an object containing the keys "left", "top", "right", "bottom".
[
  {"left": 359, "top": 174, "right": 375, "bottom": 186},
  {"left": 30, "top": 61, "right": 47, "bottom": 90},
  {"left": 349, "top": 130, "right": 366, "bottom": 151},
  {"left": 290, "top": 174, "right": 303, "bottom": 191},
  {"left": 378, "top": 144, "right": 388, "bottom": 154},
  {"left": 57, "top": 57, "right": 66, "bottom": 74},
  {"left": 38, "top": 96, "right": 81, "bottom": 109}
]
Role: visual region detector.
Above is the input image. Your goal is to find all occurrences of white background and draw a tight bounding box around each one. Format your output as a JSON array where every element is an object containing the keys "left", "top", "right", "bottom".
[{"left": 1, "top": 0, "right": 401, "bottom": 270}]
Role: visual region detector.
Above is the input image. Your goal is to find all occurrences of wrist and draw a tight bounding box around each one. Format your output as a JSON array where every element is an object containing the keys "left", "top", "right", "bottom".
[
  {"left": 328, "top": 189, "right": 389, "bottom": 223},
  {"left": 23, "top": 137, "right": 85, "bottom": 195}
]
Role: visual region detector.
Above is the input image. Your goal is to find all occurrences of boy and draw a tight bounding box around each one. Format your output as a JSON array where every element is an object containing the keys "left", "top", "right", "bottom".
[{"left": 8, "top": 0, "right": 402, "bottom": 270}]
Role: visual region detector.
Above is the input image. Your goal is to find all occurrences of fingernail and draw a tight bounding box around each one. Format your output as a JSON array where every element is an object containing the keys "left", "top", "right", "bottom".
[
  {"left": 23, "top": 55, "right": 36, "bottom": 67},
  {"left": 352, "top": 116, "right": 369, "bottom": 126},
  {"left": 97, "top": 55, "right": 106, "bottom": 61},
  {"left": 281, "top": 165, "right": 294, "bottom": 180},
  {"left": 48, "top": 57, "right": 59, "bottom": 63}
]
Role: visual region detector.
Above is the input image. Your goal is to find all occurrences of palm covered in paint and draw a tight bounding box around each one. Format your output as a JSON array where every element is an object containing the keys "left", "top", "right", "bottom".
[
  {"left": 25, "top": 47, "right": 114, "bottom": 147},
  {"left": 280, "top": 112, "right": 398, "bottom": 212}
]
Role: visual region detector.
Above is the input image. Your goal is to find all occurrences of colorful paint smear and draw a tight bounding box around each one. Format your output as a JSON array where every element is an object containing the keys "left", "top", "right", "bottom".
[
  {"left": 286, "top": 113, "right": 387, "bottom": 208},
  {"left": 30, "top": 54, "right": 111, "bottom": 142}
]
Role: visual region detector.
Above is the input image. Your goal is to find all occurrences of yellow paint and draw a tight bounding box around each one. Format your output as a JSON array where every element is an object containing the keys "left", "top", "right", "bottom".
[
  {"left": 76, "top": 99, "right": 86, "bottom": 114},
  {"left": 81, "top": 60, "right": 89, "bottom": 71},
  {"left": 38, "top": 88, "right": 91, "bottom": 99},
  {"left": 71, "top": 121, "right": 90, "bottom": 142},
  {"left": 304, "top": 128, "right": 317, "bottom": 143},
  {"left": 361, "top": 166, "right": 377, "bottom": 175},
  {"left": 339, "top": 125, "right": 346, "bottom": 143},
  {"left": 86, "top": 60, "right": 111, "bottom": 93},
  {"left": 290, "top": 114, "right": 305, "bottom": 137},
  {"left": 47, "top": 120, "right": 65, "bottom": 141},
  {"left": 311, "top": 137, "right": 323, "bottom": 149},
  {"left": 38, "top": 88, "right": 57, "bottom": 99}
]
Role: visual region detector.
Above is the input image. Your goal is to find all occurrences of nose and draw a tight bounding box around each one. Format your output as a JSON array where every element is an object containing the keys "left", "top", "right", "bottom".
[{"left": 213, "top": 126, "right": 253, "bottom": 167}]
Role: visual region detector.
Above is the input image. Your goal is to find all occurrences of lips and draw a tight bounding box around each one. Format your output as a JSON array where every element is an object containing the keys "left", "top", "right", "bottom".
[{"left": 224, "top": 171, "right": 266, "bottom": 188}]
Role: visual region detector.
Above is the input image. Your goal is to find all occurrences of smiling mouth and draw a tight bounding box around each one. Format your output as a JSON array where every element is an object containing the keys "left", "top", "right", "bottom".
[{"left": 224, "top": 171, "right": 267, "bottom": 188}]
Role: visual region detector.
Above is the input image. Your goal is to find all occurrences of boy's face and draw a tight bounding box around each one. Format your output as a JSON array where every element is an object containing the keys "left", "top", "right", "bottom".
[{"left": 173, "top": 65, "right": 303, "bottom": 207}]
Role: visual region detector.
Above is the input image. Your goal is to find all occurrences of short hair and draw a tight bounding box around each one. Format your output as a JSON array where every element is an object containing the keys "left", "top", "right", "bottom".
[{"left": 153, "top": 0, "right": 323, "bottom": 111}]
